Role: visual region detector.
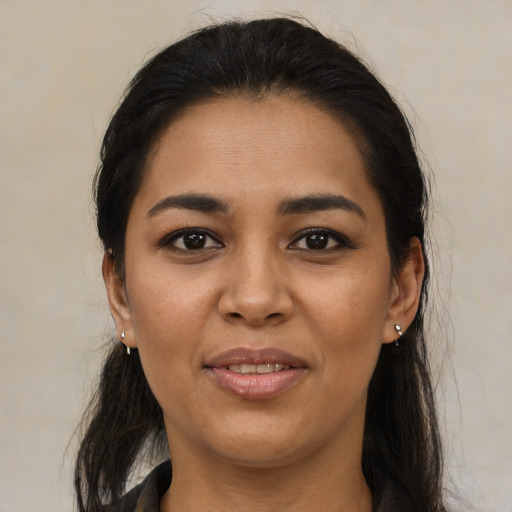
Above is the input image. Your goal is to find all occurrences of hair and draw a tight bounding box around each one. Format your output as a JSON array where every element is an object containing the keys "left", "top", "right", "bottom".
[{"left": 75, "top": 17, "right": 445, "bottom": 512}]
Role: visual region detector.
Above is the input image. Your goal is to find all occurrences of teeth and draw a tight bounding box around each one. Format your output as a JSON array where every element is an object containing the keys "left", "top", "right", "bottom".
[
  {"left": 257, "top": 363, "right": 275, "bottom": 374},
  {"left": 227, "top": 363, "right": 289, "bottom": 374}
]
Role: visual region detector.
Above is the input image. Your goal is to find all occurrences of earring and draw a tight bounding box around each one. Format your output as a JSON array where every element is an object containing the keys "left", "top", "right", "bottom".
[
  {"left": 394, "top": 324, "right": 403, "bottom": 347},
  {"left": 120, "top": 331, "right": 130, "bottom": 355}
]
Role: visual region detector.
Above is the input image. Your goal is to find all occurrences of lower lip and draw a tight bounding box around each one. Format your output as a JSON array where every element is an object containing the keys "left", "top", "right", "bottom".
[{"left": 209, "top": 367, "right": 306, "bottom": 400}]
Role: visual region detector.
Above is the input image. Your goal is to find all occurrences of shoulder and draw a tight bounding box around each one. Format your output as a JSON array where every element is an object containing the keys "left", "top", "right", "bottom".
[{"left": 101, "top": 461, "right": 172, "bottom": 512}]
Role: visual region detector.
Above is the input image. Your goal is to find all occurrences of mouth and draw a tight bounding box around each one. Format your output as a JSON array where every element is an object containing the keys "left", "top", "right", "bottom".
[
  {"left": 204, "top": 348, "right": 307, "bottom": 400},
  {"left": 225, "top": 363, "right": 291, "bottom": 374},
  {"left": 205, "top": 347, "right": 307, "bottom": 369}
]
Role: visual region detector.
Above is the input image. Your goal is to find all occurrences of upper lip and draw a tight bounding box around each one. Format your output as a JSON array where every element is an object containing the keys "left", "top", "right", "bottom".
[{"left": 204, "top": 347, "right": 307, "bottom": 369}]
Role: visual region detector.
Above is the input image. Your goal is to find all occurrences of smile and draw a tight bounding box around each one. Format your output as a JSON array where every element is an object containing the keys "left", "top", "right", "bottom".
[
  {"left": 226, "top": 363, "right": 290, "bottom": 374},
  {"left": 204, "top": 348, "right": 307, "bottom": 400}
]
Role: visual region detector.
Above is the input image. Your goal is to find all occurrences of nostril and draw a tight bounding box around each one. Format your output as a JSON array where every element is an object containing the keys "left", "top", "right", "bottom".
[{"left": 229, "top": 312, "right": 281, "bottom": 320}]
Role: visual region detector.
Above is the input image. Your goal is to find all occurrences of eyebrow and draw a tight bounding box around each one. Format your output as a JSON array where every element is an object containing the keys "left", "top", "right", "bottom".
[
  {"left": 147, "top": 194, "right": 229, "bottom": 217},
  {"left": 146, "top": 192, "right": 365, "bottom": 220},
  {"left": 277, "top": 194, "right": 366, "bottom": 220}
]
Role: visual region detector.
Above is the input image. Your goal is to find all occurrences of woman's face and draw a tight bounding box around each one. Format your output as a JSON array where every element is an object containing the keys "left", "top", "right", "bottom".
[{"left": 106, "top": 95, "right": 421, "bottom": 470}]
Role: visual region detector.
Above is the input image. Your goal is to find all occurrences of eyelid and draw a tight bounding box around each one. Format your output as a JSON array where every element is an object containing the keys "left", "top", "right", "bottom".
[
  {"left": 157, "top": 227, "right": 223, "bottom": 250},
  {"left": 289, "top": 228, "right": 355, "bottom": 250}
]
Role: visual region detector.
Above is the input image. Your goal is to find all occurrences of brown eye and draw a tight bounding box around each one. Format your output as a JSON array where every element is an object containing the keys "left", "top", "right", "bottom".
[
  {"left": 182, "top": 233, "right": 207, "bottom": 250},
  {"left": 304, "top": 233, "right": 329, "bottom": 250},
  {"left": 160, "top": 229, "right": 223, "bottom": 251},
  {"left": 290, "top": 229, "right": 352, "bottom": 251}
]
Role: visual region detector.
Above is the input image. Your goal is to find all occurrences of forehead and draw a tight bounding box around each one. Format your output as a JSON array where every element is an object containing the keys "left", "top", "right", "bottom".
[{"left": 135, "top": 94, "right": 381, "bottom": 216}]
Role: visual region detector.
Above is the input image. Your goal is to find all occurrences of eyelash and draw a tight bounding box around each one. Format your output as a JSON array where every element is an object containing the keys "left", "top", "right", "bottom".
[
  {"left": 157, "top": 228, "right": 223, "bottom": 251},
  {"left": 158, "top": 228, "right": 354, "bottom": 253},
  {"left": 289, "top": 229, "right": 354, "bottom": 252}
]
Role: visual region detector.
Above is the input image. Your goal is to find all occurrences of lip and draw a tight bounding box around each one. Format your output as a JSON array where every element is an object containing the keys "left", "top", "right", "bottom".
[
  {"left": 205, "top": 347, "right": 308, "bottom": 368},
  {"left": 204, "top": 347, "right": 308, "bottom": 400}
]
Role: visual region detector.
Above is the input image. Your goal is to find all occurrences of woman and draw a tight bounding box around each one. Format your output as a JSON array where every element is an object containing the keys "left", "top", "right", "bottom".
[{"left": 75, "top": 17, "right": 446, "bottom": 512}]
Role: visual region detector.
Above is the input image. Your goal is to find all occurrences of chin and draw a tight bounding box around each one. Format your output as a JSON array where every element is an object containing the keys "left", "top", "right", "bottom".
[
  {"left": 199, "top": 417, "right": 327, "bottom": 469},
  {"left": 216, "top": 441, "right": 310, "bottom": 470}
]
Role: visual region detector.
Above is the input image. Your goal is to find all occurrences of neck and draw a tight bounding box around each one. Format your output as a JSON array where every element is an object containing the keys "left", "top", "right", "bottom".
[{"left": 160, "top": 433, "right": 372, "bottom": 512}]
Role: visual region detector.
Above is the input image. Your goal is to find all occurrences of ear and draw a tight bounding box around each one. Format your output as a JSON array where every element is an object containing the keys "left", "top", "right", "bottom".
[
  {"left": 382, "top": 237, "right": 425, "bottom": 344},
  {"left": 102, "top": 251, "right": 136, "bottom": 349}
]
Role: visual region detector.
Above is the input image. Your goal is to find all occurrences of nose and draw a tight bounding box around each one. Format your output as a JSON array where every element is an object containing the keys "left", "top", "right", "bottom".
[{"left": 218, "top": 246, "right": 294, "bottom": 326}]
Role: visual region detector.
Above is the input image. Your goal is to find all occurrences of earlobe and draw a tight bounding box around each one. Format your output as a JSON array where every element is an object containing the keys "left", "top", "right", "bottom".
[
  {"left": 102, "top": 251, "right": 136, "bottom": 348},
  {"left": 383, "top": 238, "right": 425, "bottom": 344}
]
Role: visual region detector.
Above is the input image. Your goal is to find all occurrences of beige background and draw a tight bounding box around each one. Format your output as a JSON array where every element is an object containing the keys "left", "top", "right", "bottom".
[{"left": 1, "top": 1, "right": 511, "bottom": 511}]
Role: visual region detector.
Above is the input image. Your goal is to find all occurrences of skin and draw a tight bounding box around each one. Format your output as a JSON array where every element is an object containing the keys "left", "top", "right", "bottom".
[{"left": 104, "top": 95, "right": 424, "bottom": 511}]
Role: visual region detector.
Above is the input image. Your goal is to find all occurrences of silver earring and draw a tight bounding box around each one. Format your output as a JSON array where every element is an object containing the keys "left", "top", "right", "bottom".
[
  {"left": 394, "top": 324, "right": 403, "bottom": 347},
  {"left": 120, "top": 331, "right": 130, "bottom": 355}
]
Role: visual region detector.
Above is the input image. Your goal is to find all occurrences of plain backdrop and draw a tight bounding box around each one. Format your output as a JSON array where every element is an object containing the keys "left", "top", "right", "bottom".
[{"left": 1, "top": 1, "right": 511, "bottom": 511}]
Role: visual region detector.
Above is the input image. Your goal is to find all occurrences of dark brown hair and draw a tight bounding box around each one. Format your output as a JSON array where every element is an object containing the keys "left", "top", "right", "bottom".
[{"left": 76, "top": 17, "right": 445, "bottom": 512}]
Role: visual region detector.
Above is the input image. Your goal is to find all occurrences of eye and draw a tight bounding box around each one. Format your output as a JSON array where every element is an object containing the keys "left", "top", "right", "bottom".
[
  {"left": 159, "top": 229, "right": 223, "bottom": 251},
  {"left": 290, "top": 229, "right": 352, "bottom": 251}
]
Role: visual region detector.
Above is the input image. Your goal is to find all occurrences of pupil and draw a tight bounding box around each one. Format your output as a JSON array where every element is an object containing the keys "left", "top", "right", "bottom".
[
  {"left": 307, "top": 233, "right": 328, "bottom": 250},
  {"left": 184, "top": 233, "right": 206, "bottom": 249}
]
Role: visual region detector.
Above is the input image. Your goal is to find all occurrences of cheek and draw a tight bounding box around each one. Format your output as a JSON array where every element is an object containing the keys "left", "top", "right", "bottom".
[
  {"left": 125, "top": 267, "right": 223, "bottom": 393},
  {"left": 302, "top": 266, "right": 390, "bottom": 388},
  {"left": 126, "top": 275, "right": 196, "bottom": 377},
  {"left": 128, "top": 267, "right": 215, "bottom": 338},
  {"left": 303, "top": 263, "right": 391, "bottom": 338}
]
